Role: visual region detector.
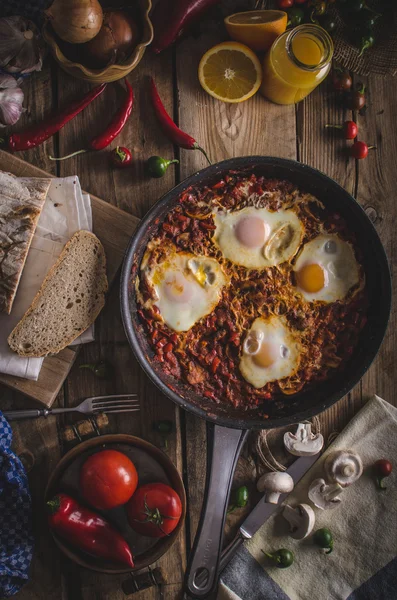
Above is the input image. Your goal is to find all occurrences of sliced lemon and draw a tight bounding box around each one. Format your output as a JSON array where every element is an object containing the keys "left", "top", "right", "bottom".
[
  {"left": 224, "top": 10, "right": 288, "bottom": 52},
  {"left": 198, "top": 42, "right": 262, "bottom": 104}
]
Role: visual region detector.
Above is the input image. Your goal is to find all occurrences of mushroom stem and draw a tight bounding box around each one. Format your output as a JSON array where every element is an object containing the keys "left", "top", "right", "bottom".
[{"left": 266, "top": 491, "right": 281, "bottom": 504}]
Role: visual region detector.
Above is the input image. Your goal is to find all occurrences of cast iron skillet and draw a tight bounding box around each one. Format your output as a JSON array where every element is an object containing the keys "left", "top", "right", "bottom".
[{"left": 120, "top": 157, "right": 391, "bottom": 599}]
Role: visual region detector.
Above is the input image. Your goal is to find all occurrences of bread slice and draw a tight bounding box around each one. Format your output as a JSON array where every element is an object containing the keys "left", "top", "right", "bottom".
[
  {"left": 8, "top": 231, "right": 108, "bottom": 358},
  {"left": 0, "top": 171, "right": 51, "bottom": 314}
]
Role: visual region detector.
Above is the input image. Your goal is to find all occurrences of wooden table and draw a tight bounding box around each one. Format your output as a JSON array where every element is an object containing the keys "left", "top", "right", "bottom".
[{"left": 1, "top": 3, "right": 396, "bottom": 599}]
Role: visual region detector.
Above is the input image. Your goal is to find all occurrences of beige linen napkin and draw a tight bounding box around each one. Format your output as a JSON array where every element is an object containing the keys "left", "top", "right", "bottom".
[
  {"left": 219, "top": 395, "right": 397, "bottom": 600},
  {"left": 0, "top": 176, "right": 94, "bottom": 380}
]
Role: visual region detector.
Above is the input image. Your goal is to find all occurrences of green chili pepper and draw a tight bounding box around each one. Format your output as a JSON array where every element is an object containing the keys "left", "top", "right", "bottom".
[
  {"left": 358, "top": 32, "right": 375, "bottom": 55},
  {"left": 79, "top": 361, "right": 112, "bottom": 379},
  {"left": 313, "top": 527, "right": 333, "bottom": 554},
  {"left": 321, "top": 14, "right": 337, "bottom": 33},
  {"left": 287, "top": 7, "right": 304, "bottom": 27},
  {"left": 153, "top": 420, "right": 173, "bottom": 449},
  {"left": 145, "top": 156, "right": 179, "bottom": 178},
  {"left": 228, "top": 485, "right": 249, "bottom": 513},
  {"left": 261, "top": 548, "right": 294, "bottom": 568}
]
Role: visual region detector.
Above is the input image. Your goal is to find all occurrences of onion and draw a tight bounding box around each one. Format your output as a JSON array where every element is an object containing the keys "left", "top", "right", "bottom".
[
  {"left": 45, "top": 0, "right": 103, "bottom": 44},
  {"left": 0, "top": 16, "right": 44, "bottom": 74},
  {"left": 0, "top": 74, "right": 24, "bottom": 128},
  {"left": 81, "top": 10, "right": 140, "bottom": 69}
]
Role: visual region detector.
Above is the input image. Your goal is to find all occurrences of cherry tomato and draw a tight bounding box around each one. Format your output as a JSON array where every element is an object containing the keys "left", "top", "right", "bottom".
[
  {"left": 110, "top": 146, "right": 132, "bottom": 168},
  {"left": 346, "top": 86, "right": 366, "bottom": 110},
  {"left": 126, "top": 483, "right": 182, "bottom": 538},
  {"left": 278, "top": 0, "right": 294, "bottom": 8},
  {"left": 350, "top": 141, "right": 376, "bottom": 159},
  {"left": 332, "top": 70, "right": 352, "bottom": 91},
  {"left": 374, "top": 459, "right": 392, "bottom": 489},
  {"left": 314, "top": 528, "right": 333, "bottom": 554},
  {"left": 80, "top": 450, "right": 138, "bottom": 510}
]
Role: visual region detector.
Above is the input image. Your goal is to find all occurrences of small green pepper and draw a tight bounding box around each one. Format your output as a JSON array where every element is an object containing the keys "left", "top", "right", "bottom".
[
  {"left": 313, "top": 527, "right": 333, "bottom": 554},
  {"left": 153, "top": 420, "right": 173, "bottom": 449},
  {"left": 261, "top": 548, "right": 294, "bottom": 569},
  {"left": 79, "top": 361, "right": 112, "bottom": 379},
  {"left": 145, "top": 156, "right": 179, "bottom": 178},
  {"left": 321, "top": 14, "right": 337, "bottom": 33},
  {"left": 227, "top": 485, "right": 249, "bottom": 513},
  {"left": 287, "top": 7, "right": 304, "bottom": 27},
  {"left": 358, "top": 32, "right": 375, "bottom": 56}
]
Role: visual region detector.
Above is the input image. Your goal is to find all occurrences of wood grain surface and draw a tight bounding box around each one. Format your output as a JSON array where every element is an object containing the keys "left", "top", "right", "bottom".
[{"left": 1, "top": 2, "right": 396, "bottom": 599}]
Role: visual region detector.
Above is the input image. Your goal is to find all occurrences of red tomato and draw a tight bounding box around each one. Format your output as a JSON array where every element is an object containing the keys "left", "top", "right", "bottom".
[
  {"left": 126, "top": 483, "right": 182, "bottom": 538},
  {"left": 80, "top": 450, "right": 138, "bottom": 510},
  {"left": 278, "top": 0, "right": 294, "bottom": 8}
]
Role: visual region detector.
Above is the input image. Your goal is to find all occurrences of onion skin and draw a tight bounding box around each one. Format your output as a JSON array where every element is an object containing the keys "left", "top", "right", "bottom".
[
  {"left": 81, "top": 10, "right": 139, "bottom": 69},
  {"left": 45, "top": 0, "right": 103, "bottom": 44}
]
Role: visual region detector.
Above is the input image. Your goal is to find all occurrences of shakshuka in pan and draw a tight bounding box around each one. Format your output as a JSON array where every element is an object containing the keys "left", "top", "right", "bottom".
[{"left": 135, "top": 173, "right": 367, "bottom": 416}]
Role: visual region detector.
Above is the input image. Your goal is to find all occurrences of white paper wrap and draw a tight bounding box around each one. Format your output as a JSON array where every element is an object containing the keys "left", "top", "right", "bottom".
[{"left": 0, "top": 176, "right": 94, "bottom": 381}]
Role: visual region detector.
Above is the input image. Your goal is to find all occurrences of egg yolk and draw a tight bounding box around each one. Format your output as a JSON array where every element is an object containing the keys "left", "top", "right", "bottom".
[
  {"left": 164, "top": 273, "right": 194, "bottom": 303},
  {"left": 253, "top": 342, "right": 278, "bottom": 368},
  {"left": 297, "top": 263, "right": 325, "bottom": 293},
  {"left": 235, "top": 216, "right": 269, "bottom": 248}
]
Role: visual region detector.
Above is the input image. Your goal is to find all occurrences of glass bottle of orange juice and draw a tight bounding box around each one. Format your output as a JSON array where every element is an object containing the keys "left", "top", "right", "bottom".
[{"left": 260, "top": 24, "right": 333, "bottom": 105}]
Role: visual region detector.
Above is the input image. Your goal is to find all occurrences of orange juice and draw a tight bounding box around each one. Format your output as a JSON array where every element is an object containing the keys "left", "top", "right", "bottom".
[{"left": 260, "top": 25, "right": 333, "bottom": 105}]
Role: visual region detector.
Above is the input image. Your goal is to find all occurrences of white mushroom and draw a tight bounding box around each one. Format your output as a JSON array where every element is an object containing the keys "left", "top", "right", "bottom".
[
  {"left": 284, "top": 423, "right": 324, "bottom": 457},
  {"left": 324, "top": 450, "right": 363, "bottom": 487},
  {"left": 282, "top": 504, "right": 315, "bottom": 539},
  {"left": 257, "top": 472, "right": 294, "bottom": 504},
  {"left": 308, "top": 478, "right": 343, "bottom": 510}
]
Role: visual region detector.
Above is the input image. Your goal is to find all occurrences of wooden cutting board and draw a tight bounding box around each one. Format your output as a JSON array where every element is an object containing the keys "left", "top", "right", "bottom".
[{"left": 0, "top": 150, "right": 139, "bottom": 407}]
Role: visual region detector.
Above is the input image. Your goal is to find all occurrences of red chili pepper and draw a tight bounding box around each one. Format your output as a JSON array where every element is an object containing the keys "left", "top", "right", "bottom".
[
  {"left": 47, "top": 493, "right": 134, "bottom": 568},
  {"left": 0, "top": 83, "right": 107, "bottom": 152},
  {"left": 150, "top": 78, "right": 211, "bottom": 165},
  {"left": 50, "top": 79, "right": 134, "bottom": 161},
  {"left": 110, "top": 146, "right": 132, "bottom": 168},
  {"left": 163, "top": 343, "right": 174, "bottom": 353},
  {"left": 325, "top": 120, "right": 358, "bottom": 140},
  {"left": 151, "top": 0, "right": 220, "bottom": 54},
  {"left": 200, "top": 221, "right": 216, "bottom": 230}
]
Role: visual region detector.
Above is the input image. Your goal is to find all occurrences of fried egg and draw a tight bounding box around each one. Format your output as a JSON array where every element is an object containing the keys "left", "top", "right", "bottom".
[
  {"left": 293, "top": 234, "right": 361, "bottom": 303},
  {"left": 145, "top": 252, "right": 227, "bottom": 332},
  {"left": 213, "top": 206, "right": 303, "bottom": 269},
  {"left": 239, "top": 316, "right": 302, "bottom": 389}
]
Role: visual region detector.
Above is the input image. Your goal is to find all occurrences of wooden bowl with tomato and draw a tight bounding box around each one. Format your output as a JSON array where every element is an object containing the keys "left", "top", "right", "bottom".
[{"left": 45, "top": 434, "right": 186, "bottom": 573}]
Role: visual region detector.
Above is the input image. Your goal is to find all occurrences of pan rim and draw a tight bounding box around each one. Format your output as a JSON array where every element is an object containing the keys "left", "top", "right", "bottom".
[{"left": 120, "top": 156, "right": 392, "bottom": 430}]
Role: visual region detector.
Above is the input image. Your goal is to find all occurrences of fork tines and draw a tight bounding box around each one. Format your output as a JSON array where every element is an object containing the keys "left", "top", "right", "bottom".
[{"left": 91, "top": 394, "right": 140, "bottom": 414}]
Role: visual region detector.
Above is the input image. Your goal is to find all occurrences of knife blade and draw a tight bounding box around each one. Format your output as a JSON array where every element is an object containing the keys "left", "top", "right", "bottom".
[{"left": 217, "top": 453, "right": 320, "bottom": 576}]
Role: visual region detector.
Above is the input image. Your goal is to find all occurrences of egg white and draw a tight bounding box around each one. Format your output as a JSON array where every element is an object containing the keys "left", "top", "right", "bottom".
[
  {"left": 293, "top": 234, "right": 361, "bottom": 303},
  {"left": 145, "top": 252, "right": 227, "bottom": 332},
  {"left": 213, "top": 206, "right": 303, "bottom": 269},
  {"left": 239, "top": 316, "right": 302, "bottom": 389}
]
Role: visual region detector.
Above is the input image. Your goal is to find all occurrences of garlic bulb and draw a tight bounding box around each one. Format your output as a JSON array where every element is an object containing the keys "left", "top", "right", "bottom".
[
  {"left": 0, "top": 16, "right": 44, "bottom": 74},
  {"left": 0, "top": 75, "right": 24, "bottom": 128}
]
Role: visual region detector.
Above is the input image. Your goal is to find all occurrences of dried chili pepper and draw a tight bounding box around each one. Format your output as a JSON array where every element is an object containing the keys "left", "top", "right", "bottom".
[
  {"left": 0, "top": 83, "right": 107, "bottom": 152},
  {"left": 47, "top": 493, "right": 134, "bottom": 568},
  {"left": 151, "top": 0, "right": 220, "bottom": 54},
  {"left": 50, "top": 79, "right": 134, "bottom": 161},
  {"left": 150, "top": 78, "right": 211, "bottom": 165}
]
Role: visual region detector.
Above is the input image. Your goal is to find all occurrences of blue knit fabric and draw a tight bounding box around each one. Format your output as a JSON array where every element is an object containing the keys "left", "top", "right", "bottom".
[{"left": 0, "top": 412, "right": 33, "bottom": 598}]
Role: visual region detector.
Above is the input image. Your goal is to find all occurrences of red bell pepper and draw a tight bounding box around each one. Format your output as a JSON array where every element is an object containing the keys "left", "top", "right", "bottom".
[{"left": 47, "top": 493, "right": 134, "bottom": 568}]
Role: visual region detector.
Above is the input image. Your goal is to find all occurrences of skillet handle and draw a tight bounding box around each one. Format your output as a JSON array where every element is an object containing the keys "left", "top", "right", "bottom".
[{"left": 184, "top": 423, "right": 248, "bottom": 599}]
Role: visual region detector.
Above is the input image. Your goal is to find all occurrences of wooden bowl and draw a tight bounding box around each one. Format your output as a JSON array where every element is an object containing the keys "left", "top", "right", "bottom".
[
  {"left": 45, "top": 434, "right": 186, "bottom": 573},
  {"left": 42, "top": 0, "right": 153, "bottom": 83}
]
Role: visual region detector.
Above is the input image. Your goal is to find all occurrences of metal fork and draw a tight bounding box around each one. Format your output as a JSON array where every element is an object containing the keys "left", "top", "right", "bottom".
[{"left": 3, "top": 394, "right": 140, "bottom": 421}]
